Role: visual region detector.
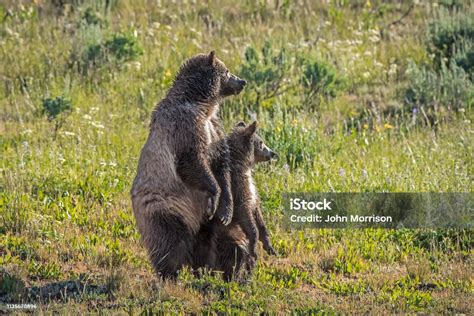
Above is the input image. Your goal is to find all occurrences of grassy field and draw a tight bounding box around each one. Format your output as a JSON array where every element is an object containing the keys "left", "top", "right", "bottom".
[{"left": 1, "top": 0, "right": 473, "bottom": 314}]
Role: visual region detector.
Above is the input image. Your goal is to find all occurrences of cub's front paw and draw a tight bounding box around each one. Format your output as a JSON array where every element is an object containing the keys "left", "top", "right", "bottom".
[
  {"left": 218, "top": 206, "right": 233, "bottom": 226},
  {"left": 264, "top": 245, "right": 278, "bottom": 256}
]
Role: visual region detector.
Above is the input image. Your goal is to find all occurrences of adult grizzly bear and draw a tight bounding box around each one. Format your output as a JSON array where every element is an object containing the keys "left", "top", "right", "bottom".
[{"left": 131, "top": 51, "right": 246, "bottom": 278}]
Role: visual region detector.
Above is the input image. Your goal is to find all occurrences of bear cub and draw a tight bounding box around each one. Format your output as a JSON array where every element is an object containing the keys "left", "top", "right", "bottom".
[{"left": 219, "top": 121, "right": 278, "bottom": 276}]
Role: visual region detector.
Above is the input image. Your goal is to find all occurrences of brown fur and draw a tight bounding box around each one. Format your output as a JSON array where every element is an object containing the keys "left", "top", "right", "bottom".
[
  {"left": 214, "top": 121, "right": 278, "bottom": 280},
  {"left": 131, "top": 52, "right": 246, "bottom": 278}
]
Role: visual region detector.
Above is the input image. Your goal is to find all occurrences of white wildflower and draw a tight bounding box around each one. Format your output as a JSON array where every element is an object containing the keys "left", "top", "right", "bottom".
[
  {"left": 368, "top": 35, "right": 380, "bottom": 43},
  {"left": 132, "top": 61, "right": 141, "bottom": 70},
  {"left": 112, "top": 178, "right": 119, "bottom": 187},
  {"left": 369, "top": 29, "right": 379, "bottom": 35},
  {"left": 191, "top": 39, "right": 202, "bottom": 49},
  {"left": 90, "top": 121, "right": 105, "bottom": 129},
  {"left": 248, "top": 110, "right": 257, "bottom": 121},
  {"left": 388, "top": 63, "right": 398, "bottom": 75},
  {"left": 362, "top": 169, "right": 368, "bottom": 179},
  {"left": 58, "top": 154, "right": 66, "bottom": 164}
]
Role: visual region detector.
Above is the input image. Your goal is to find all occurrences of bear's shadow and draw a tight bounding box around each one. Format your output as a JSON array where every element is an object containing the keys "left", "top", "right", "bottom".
[{"left": 0, "top": 279, "right": 109, "bottom": 304}]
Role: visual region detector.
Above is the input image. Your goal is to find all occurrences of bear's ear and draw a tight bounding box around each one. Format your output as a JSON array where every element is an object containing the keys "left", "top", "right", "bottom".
[
  {"left": 208, "top": 50, "right": 216, "bottom": 66},
  {"left": 244, "top": 121, "right": 257, "bottom": 136},
  {"left": 235, "top": 121, "right": 246, "bottom": 128}
]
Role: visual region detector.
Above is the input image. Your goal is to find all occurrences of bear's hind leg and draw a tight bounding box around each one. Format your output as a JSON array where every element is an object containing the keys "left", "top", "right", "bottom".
[
  {"left": 191, "top": 221, "right": 217, "bottom": 272},
  {"left": 141, "top": 212, "right": 194, "bottom": 279}
]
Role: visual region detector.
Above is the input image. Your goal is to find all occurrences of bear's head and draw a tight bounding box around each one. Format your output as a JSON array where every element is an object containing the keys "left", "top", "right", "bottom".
[
  {"left": 173, "top": 51, "right": 246, "bottom": 102},
  {"left": 228, "top": 121, "right": 278, "bottom": 167}
]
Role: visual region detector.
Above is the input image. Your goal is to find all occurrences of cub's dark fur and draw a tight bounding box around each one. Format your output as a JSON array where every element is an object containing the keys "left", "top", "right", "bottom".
[{"left": 209, "top": 121, "right": 277, "bottom": 280}]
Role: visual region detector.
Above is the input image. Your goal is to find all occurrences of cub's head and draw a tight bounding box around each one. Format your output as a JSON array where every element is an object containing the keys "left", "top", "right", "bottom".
[
  {"left": 174, "top": 51, "right": 246, "bottom": 101},
  {"left": 228, "top": 121, "right": 278, "bottom": 167}
]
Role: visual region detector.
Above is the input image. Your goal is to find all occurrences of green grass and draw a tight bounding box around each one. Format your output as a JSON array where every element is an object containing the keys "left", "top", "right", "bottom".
[{"left": 1, "top": 0, "right": 473, "bottom": 314}]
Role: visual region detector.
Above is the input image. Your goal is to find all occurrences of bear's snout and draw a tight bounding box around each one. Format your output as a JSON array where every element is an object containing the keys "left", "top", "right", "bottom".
[
  {"left": 221, "top": 74, "right": 246, "bottom": 96},
  {"left": 232, "top": 78, "right": 246, "bottom": 95},
  {"left": 233, "top": 77, "right": 246, "bottom": 90}
]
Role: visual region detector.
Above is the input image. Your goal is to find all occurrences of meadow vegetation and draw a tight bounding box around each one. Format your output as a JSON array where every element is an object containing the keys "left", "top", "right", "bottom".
[{"left": 1, "top": 0, "right": 473, "bottom": 313}]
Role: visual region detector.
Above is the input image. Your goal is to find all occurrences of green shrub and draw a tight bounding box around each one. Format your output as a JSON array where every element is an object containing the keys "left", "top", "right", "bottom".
[
  {"left": 239, "top": 41, "right": 293, "bottom": 107},
  {"left": 105, "top": 33, "right": 143, "bottom": 61},
  {"left": 300, "top": 59, "right": 346, "bottom": 107},
  {"left": 82, "top": 7, "right": 106, "bottom": 26},
  {"left": 404, "top": 61, "right": 472, "bottom": 112},
  {"left": 83, "top": 32, "right": 143, "bottom": 69},
  {"left": 453, "top": 42, "right": 474, "bottom": 76},
  {"left": 0, "top": 270, "right": 25, "bottom": 301},
  {"left": 301, "top": 61, "right": 344, "bottom": 97},
  {"left": 428, "top": 8, "right": 474, "bottom": 65},
  {"left": 438, "top": 0, "right": 466, "bottom": 10},
  {"left": 42, "top": 96, "right": 72, "bottom": 120}
]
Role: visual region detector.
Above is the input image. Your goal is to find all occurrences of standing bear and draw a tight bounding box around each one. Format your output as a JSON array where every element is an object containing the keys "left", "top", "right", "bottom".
[{"left": 131, "top": 51, "right": 246, "bottom": 278}]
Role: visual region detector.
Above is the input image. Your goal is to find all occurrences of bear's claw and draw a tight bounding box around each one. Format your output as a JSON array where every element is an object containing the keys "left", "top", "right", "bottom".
[
  {"left": 206, "top": 196, "right": 216, "bottom": 219},
  {"left": 218, "top": 208, "right": 233, "bottom": 226}
]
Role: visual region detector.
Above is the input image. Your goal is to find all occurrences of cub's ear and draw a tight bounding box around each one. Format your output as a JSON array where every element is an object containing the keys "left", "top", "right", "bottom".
[
  {"left": 235, "top": 121, "right": 246, "bottom": 128},
  {"left": 244, "top": 121, "right": 257, "bottom": 136},
  {"left": 208, "top": 50, "right": 216, "bottom": 65}
]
